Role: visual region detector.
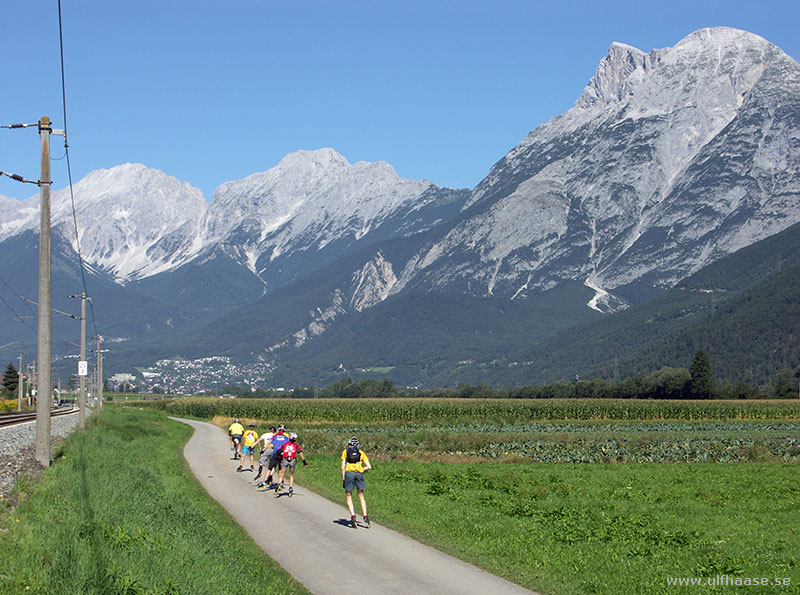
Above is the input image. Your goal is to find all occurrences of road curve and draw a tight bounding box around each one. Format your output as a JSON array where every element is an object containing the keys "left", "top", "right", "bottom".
[{"left": 174, "top": 417, "right": 536, "bottom": 595}]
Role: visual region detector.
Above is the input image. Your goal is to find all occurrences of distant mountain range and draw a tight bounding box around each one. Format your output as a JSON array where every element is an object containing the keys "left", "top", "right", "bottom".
[{"left": 1, "top": 27, "right": 798, "bottom": 389}]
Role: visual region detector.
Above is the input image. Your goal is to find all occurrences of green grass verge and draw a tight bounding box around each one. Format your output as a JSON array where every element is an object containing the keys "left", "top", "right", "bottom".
[
  {"left": 298, "top": 455, "right": 800, "bottom": 594},
  {"left": 0, "top": 407, "right": 309, "bottom": 595}
]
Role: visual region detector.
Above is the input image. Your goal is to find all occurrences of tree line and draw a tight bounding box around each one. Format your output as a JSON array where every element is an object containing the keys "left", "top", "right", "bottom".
[
  {"left": 7, "top": 350, "right": 798, "bottom": 400},
  {"left": 217, "top": 351, "right": 800, "bottom": 400}
]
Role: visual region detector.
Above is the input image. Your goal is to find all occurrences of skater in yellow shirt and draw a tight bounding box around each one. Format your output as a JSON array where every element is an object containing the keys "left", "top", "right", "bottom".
[
  {"left": 237, "top": 423, "right": 259, "bottom": 473},
  {"left": 341, "top": 436, "right": 372, "bottom": 529},
  {"left": 228, "top": 419, "right": 244, "bottom": 460}
]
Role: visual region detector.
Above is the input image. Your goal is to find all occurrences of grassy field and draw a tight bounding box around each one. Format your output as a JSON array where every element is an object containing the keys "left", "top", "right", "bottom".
[
  {"left": 299, "top": 457, "right": 799, "bottom": 594},
  {"left": 3, "top": 398, "right": 800, "bottom": 594},
  {"left": 0, "top": 407, "right": 309, "bottom": 595}
]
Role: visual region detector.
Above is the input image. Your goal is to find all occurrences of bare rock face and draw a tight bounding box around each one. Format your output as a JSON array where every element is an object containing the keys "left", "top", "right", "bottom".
[{"left": 392, "top": 28, "right": 800, "bottom": 311}]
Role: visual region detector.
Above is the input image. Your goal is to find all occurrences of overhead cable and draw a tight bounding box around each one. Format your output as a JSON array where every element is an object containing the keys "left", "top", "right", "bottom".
[{"left": 57, "top": 0, "right": 99, "bottom": 339}]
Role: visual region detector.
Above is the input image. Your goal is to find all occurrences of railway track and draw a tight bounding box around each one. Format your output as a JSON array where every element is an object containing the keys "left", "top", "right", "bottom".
[{"left": 0, "top": 407, "right": 77, "bottom": 428}]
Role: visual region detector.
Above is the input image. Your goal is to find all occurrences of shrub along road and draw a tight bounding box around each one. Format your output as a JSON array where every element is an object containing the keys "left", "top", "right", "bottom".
[{"left": 174, "top": 418, "right": 535, "bottom": 595}]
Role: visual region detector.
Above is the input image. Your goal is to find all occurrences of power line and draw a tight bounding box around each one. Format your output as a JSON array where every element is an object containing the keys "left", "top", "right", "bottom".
[
  {"left": 0, "top": 275, "right": 38, "bottom": 334},
  {"left": 57, "top": 0, "right": 99, "bottom": 341},
  {"left": 0, "top": 294, "right": 36, "bottom": 333},
  {"left": 1, "top": 4, "right": 102, "bottom": 358},
  {"left": 20, "top": 296, "right": 78, "bottom": 320},
  {"left": 0, "top": 275, "right": 38, "bottom": 317}
]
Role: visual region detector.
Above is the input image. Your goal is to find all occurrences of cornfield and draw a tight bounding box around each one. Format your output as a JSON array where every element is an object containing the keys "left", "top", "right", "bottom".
[{"left": 155, "top": 397, "right": 800, "bottom": 423}]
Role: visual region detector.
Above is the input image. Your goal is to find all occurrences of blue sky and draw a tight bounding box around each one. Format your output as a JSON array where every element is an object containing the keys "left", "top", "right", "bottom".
[{"left": 2, "top": 0, "right": 798, "bottom": 202}]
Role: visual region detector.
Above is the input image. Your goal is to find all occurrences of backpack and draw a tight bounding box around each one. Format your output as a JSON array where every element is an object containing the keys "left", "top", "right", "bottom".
[{"left": 346, "top": 445, "right": 361, "bottom": 464}]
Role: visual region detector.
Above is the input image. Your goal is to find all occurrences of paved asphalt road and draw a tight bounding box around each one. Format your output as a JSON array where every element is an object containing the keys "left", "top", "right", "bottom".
[{"left": 174, "top": 417, "right": 536, "bottom": 595}]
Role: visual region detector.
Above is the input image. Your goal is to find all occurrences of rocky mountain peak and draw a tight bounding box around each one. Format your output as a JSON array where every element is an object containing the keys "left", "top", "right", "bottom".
[
  {"left": 277, "top": 147, "right": 351, "bottom": 172},
  {"left": 575, "top": 41, "right": 649, "bottom": 109},
  {"left": 574, "top": 27, "right": 775, "bottom": 115},
  {"left": 415, "top": 27, "right": 800, "bottom": 309}
]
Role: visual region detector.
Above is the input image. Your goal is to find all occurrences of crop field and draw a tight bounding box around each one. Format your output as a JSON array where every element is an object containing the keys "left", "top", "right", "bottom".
[
  {"left": 162, "top": 396, "right": 800, "bottom": 423},
  {"left": 149, "top": 397, "right": 800, "bottom": 593}
]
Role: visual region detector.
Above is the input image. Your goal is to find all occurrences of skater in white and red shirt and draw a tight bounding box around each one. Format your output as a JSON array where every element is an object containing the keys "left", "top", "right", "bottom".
[{"left": 274, "top": 433, "right": 308, "bottom": 497}]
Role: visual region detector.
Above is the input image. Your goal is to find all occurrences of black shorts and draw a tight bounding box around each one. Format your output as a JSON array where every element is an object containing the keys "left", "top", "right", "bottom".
[
  {"left": 267, "top": 451, "right": 282, "bottom": 471},
  {"left": 259, "top": 449, "right": 273, "bottom": 466}
]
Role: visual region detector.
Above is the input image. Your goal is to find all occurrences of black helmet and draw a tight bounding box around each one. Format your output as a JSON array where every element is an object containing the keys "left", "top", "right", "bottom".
[
  {"left": 278, "top": 424, "right": 286, "bottom": 432},
  {"left": 348, "top": 436, "right": 359, "bottom": 447},
  {"left": 269, "top": 426, "right": 276, "bottom": 432},
  {"left": 248, "top": 423, "right": 255, "bottom": 428}
]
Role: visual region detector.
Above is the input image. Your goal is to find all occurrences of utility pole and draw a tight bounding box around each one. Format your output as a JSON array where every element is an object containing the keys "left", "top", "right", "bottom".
[
  {"left": 27, "top": 362, "right": 35, "bottom": 406},
  {"left": 35, "top": 116, "right": 53, "bottom": 467},
  {"left": 71, "top": 293, "right": 88, "bottom": 429},
  {"left": 17, "top": 354, "right": 23, "bottom": 412},
  {"left": 80, "top": 294, "right": 86, "bottom": 427},
  {"left": 96, "top": 335, "right": 103, "bottom": 411}
]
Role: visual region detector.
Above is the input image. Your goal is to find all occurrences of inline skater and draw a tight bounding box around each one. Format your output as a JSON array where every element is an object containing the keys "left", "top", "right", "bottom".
[
  {"left": 341, "top": 436, "right": 371, "bottom": 528},
  {"left": 274, "top": 433, "right": 308, "bottom": 497},
  {"left": 237, "top": 423, "right": 259, "bottom": 472},
  {"left": 228, "top": 418, "right": 244, "bottom": 460},
  {"left": 253, "top": 425, "right": 276, "bottom": 483},
  {"left": 258, "top": 424, "right": 290, "bottom": 488}
]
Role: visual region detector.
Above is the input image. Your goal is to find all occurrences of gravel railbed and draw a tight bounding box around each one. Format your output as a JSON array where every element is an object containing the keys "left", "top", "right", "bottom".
[{"left": 0, "top": 410, "right": 87, "bottom": 506}]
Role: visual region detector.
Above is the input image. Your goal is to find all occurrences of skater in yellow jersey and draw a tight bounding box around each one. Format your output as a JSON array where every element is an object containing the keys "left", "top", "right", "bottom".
[
  {"left": 237, "top": 423, "right": 258, "bottom": 473},
  {"left": 341, "top": 437, "right": 371, "bottom": 528},
  {"left": 228, "top": 418, "right": 244, "bottom": 460}
]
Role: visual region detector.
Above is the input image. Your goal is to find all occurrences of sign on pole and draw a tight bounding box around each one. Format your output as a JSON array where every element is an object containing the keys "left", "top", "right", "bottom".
[{"left": 78, "top": 360, "right": 88, "bottom": 377}]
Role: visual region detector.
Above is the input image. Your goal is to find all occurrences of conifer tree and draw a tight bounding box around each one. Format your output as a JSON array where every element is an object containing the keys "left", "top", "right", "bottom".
[
  {"left": 689, "top": 350, "right": 715, "bottom": 399},
  {"left": 2, "top": 363, "right": 19, "bottom": 396}
]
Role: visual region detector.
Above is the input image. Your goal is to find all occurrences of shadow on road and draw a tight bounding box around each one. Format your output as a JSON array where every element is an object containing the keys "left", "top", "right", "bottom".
[{"left": 333, "top": 518, "right": 371, "bottom": 529}]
